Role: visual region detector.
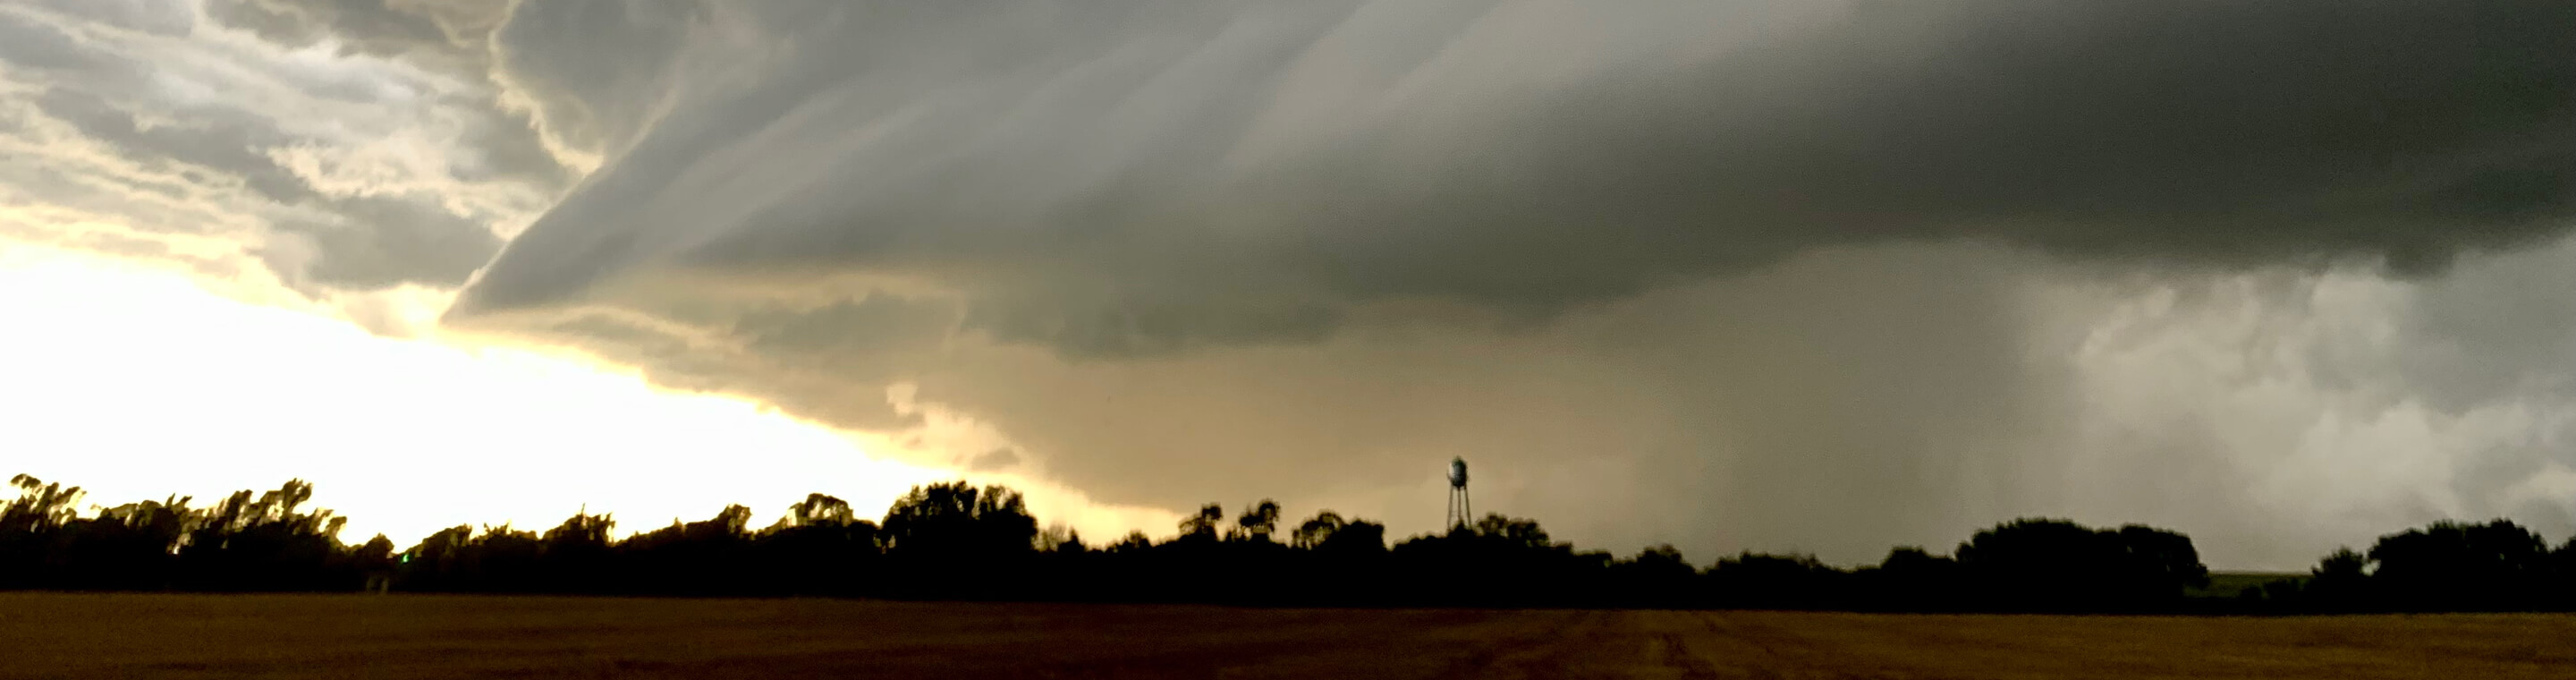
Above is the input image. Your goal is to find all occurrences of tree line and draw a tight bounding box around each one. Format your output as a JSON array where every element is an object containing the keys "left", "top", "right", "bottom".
[{"left": 8, "top": 473, "right": 2576, "bottom": 613}]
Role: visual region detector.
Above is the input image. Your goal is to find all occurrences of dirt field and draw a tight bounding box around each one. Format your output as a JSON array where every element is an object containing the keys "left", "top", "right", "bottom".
[{"left": 2, "top": 593, "right": 2571, "bottom": 678}]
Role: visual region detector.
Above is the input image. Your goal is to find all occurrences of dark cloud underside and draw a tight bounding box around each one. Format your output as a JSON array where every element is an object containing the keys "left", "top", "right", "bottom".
[{"left": 456, "top": 1, "right": 2574, "bottom": 356}]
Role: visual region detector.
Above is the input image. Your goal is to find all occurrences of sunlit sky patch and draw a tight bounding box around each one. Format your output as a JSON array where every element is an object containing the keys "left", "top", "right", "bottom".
[{"left": 0, "top": 246, "right": 1172, "bottom": 543}]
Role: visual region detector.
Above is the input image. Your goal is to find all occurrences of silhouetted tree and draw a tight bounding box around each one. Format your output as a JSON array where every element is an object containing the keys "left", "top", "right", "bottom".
[
  {"left": 537, "top": 512, "right": 615, "bottom": 593},
  {"left": 1317, "top": 519, "right": 1385, "bottom": 555},
  {"left": 1176, "top": 503, "right": 1224, "bottom": 543},
  {"left": 1055, "top": 529, "right": 1087, "bottom": 554},
  {"left": 615, "top": 505, "right": 757, "bottom": 596},
  {"left": 1708, "top": 552, "right": 1847, "bottom": 609},
  {"left": 465, "top": 524, "right": 543, "bottom": 592},
  {"left": 1469, "top": 514, "right": 1550, "bottom": 548},
  {"left": 1954, "top": 518, "right": 2207, "bottom": 612},
  {"left": 63, "top": 496, "right": 194, "bottom": 591},
  {"left": 174, "top": 480, "right": 352, "bottom": 591},
  {"left": 880, "top": 482, "right": 1036, "bottom": 599},
  {"left": 1855, "top": 547, "right": 1965, "bottom": 611},
  {"left": 399, "top": 524, "right": 477, "bottom": 591},
  {"left": 2547, "top": 538, "right": 2576, "bottom": 607},
  {"left": 1036, "top": 523, "right": 1077, "bottom": 551},
  {"left": 1391, "top": 514, "right": 1590, "bottom": 607},
  {"left": 1292, "top": 511, "right": 1344, "bottom": 549},
  {"left": 1606, "top": 544, "right": 1696, "bottom": 607},
  {"left": 2367, "top": 520, "right": 2549, "bottom": 611},
  {"left": 1235, "top": 499, "right": 1281, "bottom": 543},
  {"left": 2281, "top": 546, "right": 2371, "bottom": 611},
  {"left": 3, "top": 474, "right": 81, "bottom": 531},
  {"left": 352, "top": 534, "right": 395, "bottom": 593},
  {"left": 882, "top": 484, "right": 1036, "bottom": 557},
  {"left": 790, "top": 494, "right": 854, "bottom": 526},
  {"left": 2, "top": 475, "right": 80, "bottom": 587},
  {"left": 757, "top": 495, "right": 879, "bottom": 596}
]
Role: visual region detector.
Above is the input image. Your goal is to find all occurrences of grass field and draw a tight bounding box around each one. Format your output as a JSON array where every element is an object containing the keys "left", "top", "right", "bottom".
[{"left": 2, "top": 593, "right": 2571, "bottom": 678}]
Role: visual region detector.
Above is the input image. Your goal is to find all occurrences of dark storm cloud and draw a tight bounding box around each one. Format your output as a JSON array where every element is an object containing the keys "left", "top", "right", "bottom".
[
  {"left": 457, "top": 0, "right": 2576, "bottom": 355},
  {"left": 733, "top": 294, "right": 957, "bottom": 358}
]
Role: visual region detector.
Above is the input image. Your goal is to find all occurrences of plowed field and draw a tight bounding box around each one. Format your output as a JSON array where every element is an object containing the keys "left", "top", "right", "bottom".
[{"left": 2, "top": 593, "right": 2568, "bottom": 678}]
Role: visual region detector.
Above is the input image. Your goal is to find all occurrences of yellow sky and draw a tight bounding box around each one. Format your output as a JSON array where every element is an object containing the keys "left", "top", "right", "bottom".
[{"left": 0, "top": 244, "right": 1173, "bottom": 546}]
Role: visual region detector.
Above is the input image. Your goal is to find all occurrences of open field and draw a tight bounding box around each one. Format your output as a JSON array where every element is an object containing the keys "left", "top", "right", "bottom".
[{"left": 2, "top": 593, "right": 2571, "bottom": 678}]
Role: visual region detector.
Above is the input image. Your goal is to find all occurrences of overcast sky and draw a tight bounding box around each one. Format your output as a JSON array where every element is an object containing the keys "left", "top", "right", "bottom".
[{"left": 1, "top": 0, "right": 2571, "bottom": 569}]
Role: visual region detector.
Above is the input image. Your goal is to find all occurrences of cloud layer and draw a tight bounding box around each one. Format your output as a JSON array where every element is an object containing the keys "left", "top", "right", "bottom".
[
  {"left": 459, "top": 1, "right": 2572, "bottom": 345},
  {"left": 0, "top": 0, "right": 561, "bottom": 316}
]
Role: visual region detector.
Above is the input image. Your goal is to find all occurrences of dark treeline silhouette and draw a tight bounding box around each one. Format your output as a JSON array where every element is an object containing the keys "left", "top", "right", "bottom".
[
  {"left": 2, "top": 476, "right": 389, "bottom": 592},
  {"left": 11, "top": 473, "right": 2576, "bottom": 613}
]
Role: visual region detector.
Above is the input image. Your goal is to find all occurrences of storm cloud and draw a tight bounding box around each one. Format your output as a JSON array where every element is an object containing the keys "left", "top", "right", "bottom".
[{"left": 458, "top": 1, "right": 2572, "bottom": 343}]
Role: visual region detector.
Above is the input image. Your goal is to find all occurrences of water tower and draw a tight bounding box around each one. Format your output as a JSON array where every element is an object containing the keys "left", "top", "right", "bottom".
[{"left": 1445, "top": 457, "right": 1471, "bottom": 530}]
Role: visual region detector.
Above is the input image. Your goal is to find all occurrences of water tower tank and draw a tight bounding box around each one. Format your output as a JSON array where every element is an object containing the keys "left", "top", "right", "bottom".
[{"left": 1448, "top": 457, "right": 1468, "bottom": 488}]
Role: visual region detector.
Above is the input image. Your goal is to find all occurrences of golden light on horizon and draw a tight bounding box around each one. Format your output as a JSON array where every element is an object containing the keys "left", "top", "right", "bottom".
[{"left": 0, "top": 245, "right": 1171, "bottom": 546}]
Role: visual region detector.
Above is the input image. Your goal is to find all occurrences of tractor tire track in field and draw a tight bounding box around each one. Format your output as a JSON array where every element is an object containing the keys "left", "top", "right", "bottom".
[
  {"left": 1700, "top": 609, "right": 1961, "bottom": 679},
  {"left": 1652, "top": 629, "right": 1722, "bottom": 680},
  {"left": 1433, "top": 609, "right": 1609, "bottom": 679},
  {"left": 1682, "top": 610, "right": 1856, "bottom": 680}
]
